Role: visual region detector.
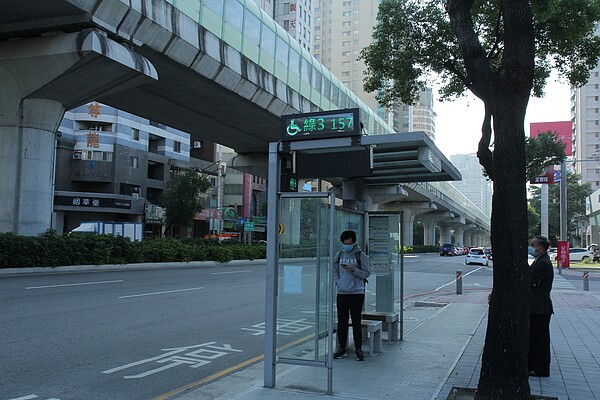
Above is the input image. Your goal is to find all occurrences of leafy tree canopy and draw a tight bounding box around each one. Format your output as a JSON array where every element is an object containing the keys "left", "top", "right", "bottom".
[
  {"left": 162, "top": 168, "right": 211, "bottom": 230},
  {"left": 362, "top": 0, "right": 600, "bottom": 108},
  {"left": 525, "top": 131, "right": 566, "bottom": 180}
]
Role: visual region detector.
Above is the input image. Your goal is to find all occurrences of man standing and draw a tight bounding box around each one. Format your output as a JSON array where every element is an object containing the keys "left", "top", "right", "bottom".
[
  {"left": 528, "top": 235, "right": 554, "bottom": 377},
  {"left": 333, "top": 230, "right": 370, "bottom": 361}
]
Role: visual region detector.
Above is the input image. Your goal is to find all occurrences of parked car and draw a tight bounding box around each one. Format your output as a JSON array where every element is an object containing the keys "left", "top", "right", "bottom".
[
  {"left": 465, "top": 247, "right": 489, "bottom": 266},
  {"left": 440, "top": 243, "right": 456, "bottom": 256},
  {"left": 550, "top": 248, "right": 592, "bottom": 262}
]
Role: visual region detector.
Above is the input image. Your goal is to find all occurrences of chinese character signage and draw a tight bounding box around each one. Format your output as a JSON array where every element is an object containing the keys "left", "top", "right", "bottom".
[
  {"left": 54, "top": 195, "right": 131, "bottom": 209},
  {"left": 557, "top": 241, "right": 570, "bottom": 268},
  {"left": 87, "top": 132, "right": 100, "bottom": 148},
  {"left": 88, "top": 102, "right": 101, "bottom": 118},
  {"left": 281, "top": 108, "right": 360, "bottom": 141}
]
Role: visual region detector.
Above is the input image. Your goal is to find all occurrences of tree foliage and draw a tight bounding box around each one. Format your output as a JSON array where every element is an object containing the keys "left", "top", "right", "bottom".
[
  {"left": 525, "top": 131, "right": 566, "bottom": 180},
  {"left": 529, "top": 172, "right": 593, "bottom": 242},
  {"left": 361, "top": 1, "right": 600, "bottom": 398},
  {"left": 162, "top": 168, "right": 211, "bottom": 232}
]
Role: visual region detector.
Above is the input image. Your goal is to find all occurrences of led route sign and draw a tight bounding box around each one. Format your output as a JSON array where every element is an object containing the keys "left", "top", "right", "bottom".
[{"left": 281, "top": 108, "right": 360, "bottom": 141}]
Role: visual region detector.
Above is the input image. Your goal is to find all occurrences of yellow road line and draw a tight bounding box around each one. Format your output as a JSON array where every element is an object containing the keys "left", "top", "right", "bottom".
[{"left": 153, "top": 334, "right": 315, "bottom": 400}]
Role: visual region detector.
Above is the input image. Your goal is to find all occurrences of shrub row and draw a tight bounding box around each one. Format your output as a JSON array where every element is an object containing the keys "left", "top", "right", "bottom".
[
  {"left": 0, "top": 232, "right": 442, "bottom": 269},
  {"left": 0, "top": 232, "right": 266, "bottom": 268}
]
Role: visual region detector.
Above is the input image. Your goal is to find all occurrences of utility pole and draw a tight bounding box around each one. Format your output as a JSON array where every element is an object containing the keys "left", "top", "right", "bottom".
[{"left": 560, "top": 161, "right": 567, "bottom": 243}]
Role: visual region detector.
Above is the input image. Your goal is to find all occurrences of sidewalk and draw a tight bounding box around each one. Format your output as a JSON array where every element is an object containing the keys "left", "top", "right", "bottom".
[{"left": 173, "top": 273, "right": 600, "bottom": 400}]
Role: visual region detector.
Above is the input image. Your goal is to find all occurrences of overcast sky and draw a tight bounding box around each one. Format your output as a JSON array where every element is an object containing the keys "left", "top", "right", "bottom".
[{"left": 434, "top": 79, "right": 572, "bottom": 159}]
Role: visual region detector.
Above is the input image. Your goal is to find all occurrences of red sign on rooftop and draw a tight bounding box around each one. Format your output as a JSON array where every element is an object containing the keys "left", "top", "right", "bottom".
[{"left": 529, "top": 121, "right": 572, "bottom": 156}]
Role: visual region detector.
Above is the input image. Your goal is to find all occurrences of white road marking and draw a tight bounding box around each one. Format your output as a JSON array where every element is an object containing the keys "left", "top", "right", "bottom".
[
  {"left": 8, "top": 396, "right": 38, "bottom": 400},
  {"left": 210, "top": 270, "right": 253, "bottom": 275},
  {"left": 118, "top": 287, "right": 204, "bottom": 299},
  {"left": 435, "top": 267, "right": 484, "bottom": 291},
  {"left": 26, "top": 280, "right": 123, "bottom": 289}
]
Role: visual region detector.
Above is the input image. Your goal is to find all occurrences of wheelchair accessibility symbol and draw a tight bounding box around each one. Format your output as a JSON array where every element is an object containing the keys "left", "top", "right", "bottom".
[{"left": 286, "top": 119, "right": 301, "bottom": 136}]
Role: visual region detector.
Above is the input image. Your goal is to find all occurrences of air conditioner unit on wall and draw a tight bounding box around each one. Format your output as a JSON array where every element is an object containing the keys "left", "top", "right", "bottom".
[{"left": 73, "top": 152, "right": 82, "bottom": 160}]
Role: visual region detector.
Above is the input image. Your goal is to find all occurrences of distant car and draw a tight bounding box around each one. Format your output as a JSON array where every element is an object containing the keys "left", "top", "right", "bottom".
[
  {"left": 483, "top": 247, "right": 493, "bottom": 260},
  {"left": 550, "top": 248, "right": 592, "bottom": 262},
  {"left": 440, "top": 243, "right": 456, "bottom": 256},
  {"left": 465, "top": 247, "right": 489, "bottom": 266}
]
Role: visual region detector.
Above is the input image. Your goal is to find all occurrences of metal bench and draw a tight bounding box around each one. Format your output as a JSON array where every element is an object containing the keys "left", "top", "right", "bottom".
[
  {"left": 362, "top": 311, "right": 399, "bottom": 343},
  {"left": 336, "top": 319, "right": 383, "bottom": 357}
]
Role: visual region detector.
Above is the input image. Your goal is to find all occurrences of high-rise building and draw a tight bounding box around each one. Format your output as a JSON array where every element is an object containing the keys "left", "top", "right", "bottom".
[
  {"left": 250, "top": 0, "right": 274, "bottom": 15},
  {"left": 273, "top": 0, "right": 313, "bottom": 52},
  {"left": 571, "top": 25, "right": 600, "bottom": 191},
  {"left": 393, "top": 88, "right": 436, "bottom": 139},
  {"left": 449, "top": 154, "right": 492, "bottom": 218},
  {"left": 311, "top": 1, "right": 435, "bottom": 135},
  {"left": 312, "top": 0, "right": 385, "bottom": 122}
]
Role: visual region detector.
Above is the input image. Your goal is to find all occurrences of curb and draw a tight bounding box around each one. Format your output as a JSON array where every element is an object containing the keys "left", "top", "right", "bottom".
[{"left": 0, "top": 259, "right": 268, "bottom": 276}]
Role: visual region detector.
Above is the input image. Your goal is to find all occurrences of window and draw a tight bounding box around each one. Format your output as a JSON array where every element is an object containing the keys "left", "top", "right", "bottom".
[
  {"left": 342, "top": 31, "right": 351, "bottom": 37},
  {"left": 276, "top": 37, "right": 288, "bottom": 66},
  {"left": 131, "top": 156, "right": 139, "bottom": 168},
  {"left": 315, "top": 35, "right": 320, "bottom": 40},
  {"left": 342, "top": 51, "right": 350, "bottom": 57},
  {"left": 342, "top": 41, "right": 350, "bottom": 46},
  {"left": 343, "top": 1, "right": 351, "bottom": 5},
  {"left": 261, "top": 26, "right": 275, "bottom": 55},
  {"left": 131, "top": 128, "right": 140, "bottom": 141},
  {"left": 353, "top": 19, "right": 359, "bottom": 25},
  {"left": 353, "top": 29, "right": 359, "bottom": 35},
  {"left": 314, "top": 44, "right": 320, "bottom": 50},
  {"left": 342, "top": 71, "right": 350, "bottom": 76},
  {"left": 289, "top": 49, "right": 300, "bottom": 75},
  {"left": 174, "top": 141, "right": 181, "bottom": 153},
  {"left": 354, "top": 9, "right": 359, "bottom": 15},
  {"left": 81, "top": 150, "right": 112, "bottom": 161},
  {"left": 342, "top": 21, "right": 351, "bottom": 26},
  {"left": 284, "top": 20, "right": 290, "bottom": 30},
  {"left": 343, "top": 11, "right": 351, "bottom": 16},
  {"left": 204, "top": 0, "right": 223, "bottom": 16},
  {"left": 244, "top": 10, "right": 261, "bottom": 45},
  {"left": 225, "top": 0, "right": 243, "bottom": 32},
  {"left": 342, "top": 61, "right": 350, "bottom": 67}
]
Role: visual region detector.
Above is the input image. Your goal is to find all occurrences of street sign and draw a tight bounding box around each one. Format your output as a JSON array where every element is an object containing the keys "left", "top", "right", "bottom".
[
  {"left": 244, "top": 222, "right": 254, "bottom": 232},
  {"left": 281, "top": 108, "right": 360, "bottom": 141}
]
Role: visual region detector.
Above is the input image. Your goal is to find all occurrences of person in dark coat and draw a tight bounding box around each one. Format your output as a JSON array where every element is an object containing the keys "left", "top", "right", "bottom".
[{"left": 528, "top": 235, "right": 554, "bottom": 377}]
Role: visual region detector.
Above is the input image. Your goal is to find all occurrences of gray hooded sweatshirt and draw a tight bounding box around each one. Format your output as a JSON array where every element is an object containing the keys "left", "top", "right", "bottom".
[{"left": 334, "top": 244, "right": 371, "bottom": 295}]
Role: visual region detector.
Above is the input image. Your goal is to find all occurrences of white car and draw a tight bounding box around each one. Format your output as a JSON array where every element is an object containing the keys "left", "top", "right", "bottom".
[
  {"left": 465, "top": 247, "right": 489, "bottom": 266},
  {"left": 549, "top": 248, "right": 592, "bottom": 262}
]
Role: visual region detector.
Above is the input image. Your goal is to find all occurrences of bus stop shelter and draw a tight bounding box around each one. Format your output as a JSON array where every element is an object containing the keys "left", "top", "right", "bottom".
[{"left": 264, "top": 109, "right": 461, "bottom": 394}]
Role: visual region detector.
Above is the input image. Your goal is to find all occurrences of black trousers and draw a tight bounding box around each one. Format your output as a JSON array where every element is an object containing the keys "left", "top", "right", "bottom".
[
  {"left": 336, "top": 293, "right": 364, "bottom": 350},
  {"left": 528, "top": 314, "right": 552, "bottom": 375}
]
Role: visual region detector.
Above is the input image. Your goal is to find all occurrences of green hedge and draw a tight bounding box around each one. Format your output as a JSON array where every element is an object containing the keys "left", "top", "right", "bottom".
[{"left": 0, "top": 232, "right": 266, "bottom": 269}]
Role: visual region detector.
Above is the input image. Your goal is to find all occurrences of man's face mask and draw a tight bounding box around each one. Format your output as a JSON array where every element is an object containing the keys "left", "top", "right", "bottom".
[{"left": 528, "top": 246, "right": 537, "bottom": 257}]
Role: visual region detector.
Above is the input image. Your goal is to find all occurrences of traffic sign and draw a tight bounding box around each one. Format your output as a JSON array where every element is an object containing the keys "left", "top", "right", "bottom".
[{"left": 244, "top": 222, "right": 254, "bottom": 232}]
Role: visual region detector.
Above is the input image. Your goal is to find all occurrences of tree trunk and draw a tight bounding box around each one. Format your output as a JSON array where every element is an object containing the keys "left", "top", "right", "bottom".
[{"left": 476, "top": 98, "right": 531, "bottom": 399}]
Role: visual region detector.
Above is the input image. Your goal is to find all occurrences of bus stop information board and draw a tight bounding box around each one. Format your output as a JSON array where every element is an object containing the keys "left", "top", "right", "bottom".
[{"left": 281, "top": 108, "right": 360, "bottom": 141}]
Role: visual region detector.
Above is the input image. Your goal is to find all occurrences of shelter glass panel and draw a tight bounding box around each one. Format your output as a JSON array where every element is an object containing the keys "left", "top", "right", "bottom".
[{"left": 277, "top": 197, "right": 332, "bottom": 362}]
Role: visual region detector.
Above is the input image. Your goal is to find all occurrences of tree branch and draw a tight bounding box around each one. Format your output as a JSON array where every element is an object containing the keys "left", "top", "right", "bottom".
[{"left": 477, "top": 105, "right": 494, "bottom": 181}]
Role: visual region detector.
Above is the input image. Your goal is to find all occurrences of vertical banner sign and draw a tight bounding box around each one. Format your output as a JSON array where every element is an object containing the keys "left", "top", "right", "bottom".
[{"left": 557, "top": 241, "right": 570, "bottom": 268}]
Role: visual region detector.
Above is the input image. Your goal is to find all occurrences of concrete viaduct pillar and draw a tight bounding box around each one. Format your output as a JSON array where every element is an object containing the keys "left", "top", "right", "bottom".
[
  {"left": 438, "top": 216, "right": 466, "bottom": 246},
  {"left": 417, "top": 211, "right": 454, "bottom": 246},
  {"left": 379, "top": 202, "right": 437, "bottom": 246},
  {"left": 0, "top": 30, "right": 156, "bottom": 235}
]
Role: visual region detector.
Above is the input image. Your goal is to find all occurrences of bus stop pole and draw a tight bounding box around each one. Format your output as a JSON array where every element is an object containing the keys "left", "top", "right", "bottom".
[{"left": 264, "top": 142, "right": 280, "bottom": 388}]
